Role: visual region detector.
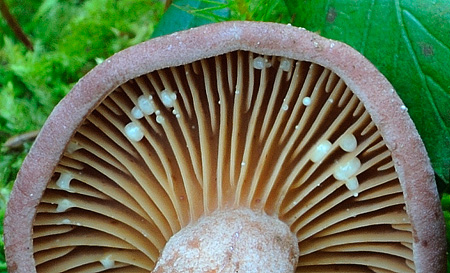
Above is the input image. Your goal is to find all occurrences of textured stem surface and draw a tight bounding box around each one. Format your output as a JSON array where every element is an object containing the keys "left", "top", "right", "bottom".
[{"left": 153, "top": 208, "right": 300, "bottom": 273}]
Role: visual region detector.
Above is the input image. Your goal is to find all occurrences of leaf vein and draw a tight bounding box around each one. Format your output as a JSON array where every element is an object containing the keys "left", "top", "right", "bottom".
[
  {"left": 401, "top": 8, "right": 450, "bottom": 54},
  {"left": 395, "top": 0, "right": 450, "bottom": 147},
  {"left": 360, "top": 0, "right": 376, "bottom": 55},
  {"left": 394, "top": 1, "right": 425, "bottom": 83}
]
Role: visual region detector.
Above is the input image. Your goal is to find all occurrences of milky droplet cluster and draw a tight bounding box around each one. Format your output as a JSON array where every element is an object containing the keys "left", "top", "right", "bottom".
[
  {"left": 310, "top": 133, "right": 361, "bottom": 196},
  {"left": 333, "top": 157, "right": 361, "bottom": 181},
  {"left": 124, "top": 89, "right": 178, "bottom": 141}
]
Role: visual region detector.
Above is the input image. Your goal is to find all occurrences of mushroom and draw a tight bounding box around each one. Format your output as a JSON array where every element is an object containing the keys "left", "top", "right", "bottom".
[{"left": 4, "top": 21, "right": 446, "bottom": 272}]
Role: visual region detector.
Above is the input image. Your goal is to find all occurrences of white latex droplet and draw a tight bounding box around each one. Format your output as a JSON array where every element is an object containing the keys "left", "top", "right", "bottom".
[
  {"left": 100, "top": 255, "right": 115, "bottom": 269},
  {"left": 160, "top": 90, "right": 177, "bottom": 108},
  {"left": 137, "top": 95, "right": 155, "bottom": 115},
  {"left": 56, "top": 173, "right": 73, "bottom": 191},
  {"left": 131, "top": 106, "right": 144, "bottom": 119},
  {"left": 66, "top": 142, "right": 81, "bottom": 154},
  {"left": 279, "top": 58, "right": 291, "bottom": 71},
  {"left": 56, "top": 199, "right": 75, "bottom": 212},
  {"left": 302, "top": 97, "right": 311, "bottom": 106},
  {"left": 345, "top": 177, "right": 359, "bottom": 191},
  {"left": 156, "top": 115, "right": 165, "bottom": 124},
  {"left": 253, "top": 57, "right": 271, "bottom": 69},
  {"left": 124, "top": 122, "right": 144, "bottom": 142},
  {"left": 310, "top": 140, "right": 332, "bottom": 163},
  {"left": 172, "top": 109, "right": 181, "bottom": 119},
  {"left": 339, "top": 133, "right": 357, "bottom": 152},
  {"left": 333, "top": 157, "right": 361, "bottom": 181}
]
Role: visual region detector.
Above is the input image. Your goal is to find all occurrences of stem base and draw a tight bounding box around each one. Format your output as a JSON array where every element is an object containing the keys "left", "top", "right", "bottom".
[{"left": 153, "top": 208, "right": 299, "bottom": 273}]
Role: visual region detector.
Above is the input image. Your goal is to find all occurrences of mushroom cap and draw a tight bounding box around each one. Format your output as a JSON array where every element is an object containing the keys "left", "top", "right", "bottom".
[{"left": 4, "top": 21, "right": 446, "bottom": 272}]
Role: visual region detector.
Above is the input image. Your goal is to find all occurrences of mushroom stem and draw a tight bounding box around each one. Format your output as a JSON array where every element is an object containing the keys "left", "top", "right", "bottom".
[{"left": 152, "top": 208, "right": 300, "bottom": 273}]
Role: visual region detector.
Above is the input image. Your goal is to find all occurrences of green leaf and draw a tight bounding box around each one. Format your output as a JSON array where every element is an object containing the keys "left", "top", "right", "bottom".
[
  {"left": 229, "top": 0, "right": 290, "bottom": 22},
  {"left": 287, "top": 0, "right": 450, "bottom": 185},
  {"left": 152, "top": 0, "right": 230, "bottom": 37}
]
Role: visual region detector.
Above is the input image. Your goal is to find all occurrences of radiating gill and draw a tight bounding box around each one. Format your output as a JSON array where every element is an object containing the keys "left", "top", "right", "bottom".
[{"left": 30, "top": 51, "right": 416, "bottom": 272}]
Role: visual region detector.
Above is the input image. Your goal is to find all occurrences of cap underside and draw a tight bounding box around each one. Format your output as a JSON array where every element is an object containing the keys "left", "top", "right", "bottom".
[{"left": 32, "top": 51, "right": 414, "bottom": 272}]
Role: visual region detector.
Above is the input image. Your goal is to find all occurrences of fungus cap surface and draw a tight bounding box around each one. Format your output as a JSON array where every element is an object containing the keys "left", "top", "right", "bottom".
[{"left": 4, "top": 21, "right": 445, "bottom": 272}]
